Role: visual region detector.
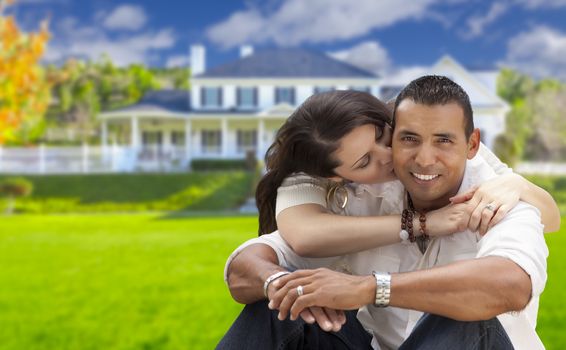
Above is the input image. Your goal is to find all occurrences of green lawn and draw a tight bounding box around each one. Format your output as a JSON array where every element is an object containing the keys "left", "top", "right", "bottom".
[{"left": 0, "top": 214, "right": 564, "bottom": 349}]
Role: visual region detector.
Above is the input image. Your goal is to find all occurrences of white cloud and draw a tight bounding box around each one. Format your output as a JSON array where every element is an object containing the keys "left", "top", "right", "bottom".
[
  {"left": 329, "top": 41, "right": 392, "bottom": 75},
  {"left": 45, "top": 16, "right": 175, "bottom": 66},
  {"left": 515, "top": 0, "right": 566, "bottom": 8},
  {"left": 462, "top": 2, "right": 508, "bottom": 39},
  {"left": 166, "top": 54, "right": 190, "bottom": 68},
  {"left": 103, "top": 4, "right": 147, "bottom": 31},
  {"left": 206, "top": 0, "right": 439, "bottom": 48},
  {"left": 502, "top": 25, "right": 566, "bottom": 79}
]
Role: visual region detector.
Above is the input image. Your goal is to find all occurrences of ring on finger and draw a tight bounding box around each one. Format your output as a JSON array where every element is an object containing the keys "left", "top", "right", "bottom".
[
  {"left": 296, "top": 285, "right": 304, "bottom": 296},
  {"left": 484, "top": 203, "right": 496, "bottom": 212}
]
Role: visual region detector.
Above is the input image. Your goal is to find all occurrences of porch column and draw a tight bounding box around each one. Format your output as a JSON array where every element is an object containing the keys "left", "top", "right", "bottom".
[
  {"left": 185, "top": 119, "right": 192, "bottom": 168},
  {"left": 257, "top": 119, "right": 265, "bottom": 160},
  {"left": 101, "top": 119, "right": 108, "bottom": 148},
  {"left": 221, "top": 118, "right": 228, "bottom": 158},
  {"left": 131, "top": 115, "right": 139, "bottom": 149}
]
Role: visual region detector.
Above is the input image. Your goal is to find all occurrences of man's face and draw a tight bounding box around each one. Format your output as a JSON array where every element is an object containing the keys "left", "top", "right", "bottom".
[{"left": 392, "top": 99, "right": 480, "bottom": 211}]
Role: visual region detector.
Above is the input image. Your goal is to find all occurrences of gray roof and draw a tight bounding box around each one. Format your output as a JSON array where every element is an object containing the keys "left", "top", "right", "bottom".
[
  {"left": 198, "top": 48, "right": 377, "bottom": 78},
  {"left": 111, "top": 90, "right": 190, "bottom": 113}
]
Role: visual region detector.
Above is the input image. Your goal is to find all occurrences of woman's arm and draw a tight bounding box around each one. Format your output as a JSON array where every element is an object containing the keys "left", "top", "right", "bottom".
[
  {"left": 451, "top": 173, "right": 560, "bottom": 234},
  {"left": 278, "top": 201, "right": 471, "bottom": 258}
]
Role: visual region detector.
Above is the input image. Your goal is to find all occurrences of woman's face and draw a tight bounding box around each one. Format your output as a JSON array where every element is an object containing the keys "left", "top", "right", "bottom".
[{"left": 331, "top": 123, "right": 396, "bottom": 184}]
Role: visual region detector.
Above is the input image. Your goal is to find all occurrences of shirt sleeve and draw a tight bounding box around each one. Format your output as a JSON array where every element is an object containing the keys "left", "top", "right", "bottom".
[
  {"left": 476, "top": 202, "right": 548, "bottom": 297},
  {"left": 478, "top": 142, "right": 513, "bottom": 175},
  {"left": 275, "top": 173, "right": 329, "bottom": 218},
  {"left": 224, "top": 231, "right": 345, "bottom": 284}
]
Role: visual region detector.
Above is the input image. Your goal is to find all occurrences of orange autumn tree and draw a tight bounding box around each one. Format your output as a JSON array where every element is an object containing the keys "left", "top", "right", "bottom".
[{"left": 0, "top": 0, "right": 50, "bottom": 144}]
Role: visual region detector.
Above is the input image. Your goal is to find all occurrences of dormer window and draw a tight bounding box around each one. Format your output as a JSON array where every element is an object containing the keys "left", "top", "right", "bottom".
[
  {"left": 201, "top": 87, "right": 222, "bottom": 108},
  {"left": 275, "top": 87, "right": 295, "bottom": 105},
  {"left": 237, "top": 87, "right": 258, "bottom": 108}
]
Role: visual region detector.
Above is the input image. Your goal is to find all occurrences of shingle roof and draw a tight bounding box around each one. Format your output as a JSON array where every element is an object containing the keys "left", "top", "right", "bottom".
[
  {"left": 197, "top": 48, "right": 377, "bottom": 78},
  {"left": 113, "top": 90, "right": 190, "bottom": 113}
]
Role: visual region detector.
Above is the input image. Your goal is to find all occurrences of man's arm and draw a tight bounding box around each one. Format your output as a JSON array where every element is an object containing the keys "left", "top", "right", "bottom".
[
  {"left": 227, "top": 243, "right": 286, "bottom": 304},
  {"left": 271, "top": 256, "right": 530, "bottom": 322},
  {"left": 225, "top": 240, "right": 347, "bottom": 331}
]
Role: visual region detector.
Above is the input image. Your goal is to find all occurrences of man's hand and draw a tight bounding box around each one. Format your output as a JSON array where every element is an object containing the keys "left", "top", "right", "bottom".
[
  {"left": 269, "top": 268, "right": 374, "bottom": 321},
  {"left": 299, "top": 306, "right": 346, "bottom": 332},
  {"left": 267, "top": 269, "right": 347, "bottom": 332}
]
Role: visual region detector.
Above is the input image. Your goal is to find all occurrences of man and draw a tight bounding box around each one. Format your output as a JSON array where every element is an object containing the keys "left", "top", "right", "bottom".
[{"left": 219, "top": 76, "right": 548, "bottom": 349}]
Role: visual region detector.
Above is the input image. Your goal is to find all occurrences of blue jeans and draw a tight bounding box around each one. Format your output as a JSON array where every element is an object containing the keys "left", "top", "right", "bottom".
[{"left": 216, "top": 301, "right": 514, "bottom": 349}]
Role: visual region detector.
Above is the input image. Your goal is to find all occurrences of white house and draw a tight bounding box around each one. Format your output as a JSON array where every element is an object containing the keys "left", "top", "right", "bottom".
[{"left": 97, "top": 45, "right": 509, "bottom": 171}]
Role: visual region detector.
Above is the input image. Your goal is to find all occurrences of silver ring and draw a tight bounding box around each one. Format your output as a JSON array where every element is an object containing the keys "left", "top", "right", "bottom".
[
  {"left": 484, "top": 203, "right": 496, "bottom": 212},
  {"left": 296, "top": 285, "right": 304, "bottom": 296}
]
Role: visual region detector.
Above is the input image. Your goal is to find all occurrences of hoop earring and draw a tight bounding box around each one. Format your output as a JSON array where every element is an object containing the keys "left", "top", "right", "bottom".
[{"left": 326, "top": 182, "right": 348, "bottom": 210}]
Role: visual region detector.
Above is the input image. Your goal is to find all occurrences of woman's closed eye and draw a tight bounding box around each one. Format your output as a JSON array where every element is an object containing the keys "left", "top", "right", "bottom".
[{"left": 357, "top": 155, "right": 370, "bottom": 169}]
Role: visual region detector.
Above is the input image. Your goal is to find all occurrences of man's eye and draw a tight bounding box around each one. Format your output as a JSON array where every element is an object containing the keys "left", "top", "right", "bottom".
[
  {"left": 439, "top": 138, "right": 452, "bottom": 143},
  {"left": 402, "top": 136, "right": 417, "bottom": 142}
]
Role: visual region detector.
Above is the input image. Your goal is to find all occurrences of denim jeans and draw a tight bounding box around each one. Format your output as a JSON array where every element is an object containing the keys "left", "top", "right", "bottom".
[{"left": 216, "top": 301, "right": 514, "bottom": 350}]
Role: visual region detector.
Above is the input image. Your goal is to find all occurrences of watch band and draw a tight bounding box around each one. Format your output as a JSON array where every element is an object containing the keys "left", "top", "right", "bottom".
[{"left": 372, "top": 271, "right": 391, "bottom": 307}]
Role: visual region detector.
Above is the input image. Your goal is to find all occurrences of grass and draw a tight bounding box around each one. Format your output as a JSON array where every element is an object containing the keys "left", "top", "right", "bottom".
[
  {"left": 0, "top": 172, "right": 254, "bottom": 213},
  {"left": 0, "top": 213, "right": 257, "bottom": 350},
  {"left": 0, "top": 213, "right": 564, "bottom": 349}
]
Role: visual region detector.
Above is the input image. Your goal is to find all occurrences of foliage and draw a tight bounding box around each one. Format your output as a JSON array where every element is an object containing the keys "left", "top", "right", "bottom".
[
  {"left": 497, "top": 69, "right": 566, "bottom": 162},
  {"left": 0, "top": 172, "right": 253, "bottom": 213},
  {"left": 0, "top": 176, "right": 33, "bottom": 214},
  {"left": 0, "top": 0, "right": 51, "bottom": 144},
  {"left": 45, "top": 58, "right": 162, "bottom": 143}
]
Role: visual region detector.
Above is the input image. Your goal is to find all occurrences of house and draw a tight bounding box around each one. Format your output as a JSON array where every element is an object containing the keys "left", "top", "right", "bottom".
[{"left": 97, "top": 46, "right": 509, "bottom": 171}]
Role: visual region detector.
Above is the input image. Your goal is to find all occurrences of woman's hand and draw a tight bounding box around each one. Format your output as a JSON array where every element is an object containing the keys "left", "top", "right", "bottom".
[
  {"left": 268, "top": 268, "right": 373, "bottom": 322},
  {"left": 450, "top": 173, "right": 524, "bottom": 235},
  {"left": 425, "top": 202, "right": 473, "bottom": 237}
]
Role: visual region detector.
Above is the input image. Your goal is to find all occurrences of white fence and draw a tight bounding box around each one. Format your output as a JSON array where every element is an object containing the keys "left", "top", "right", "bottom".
[{"left": 0, "top": 144, "right": 190, "bottom": 174}]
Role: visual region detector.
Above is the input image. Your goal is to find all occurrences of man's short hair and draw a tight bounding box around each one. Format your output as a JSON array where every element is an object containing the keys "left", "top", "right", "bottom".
[{"left": 393, "top": 75, "right": 474, "bottom": 138}]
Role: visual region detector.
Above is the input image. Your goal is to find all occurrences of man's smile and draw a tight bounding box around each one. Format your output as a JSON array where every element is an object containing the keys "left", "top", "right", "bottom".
[{"left": 411, "top": 172, "right": 440, "bottom": 182}]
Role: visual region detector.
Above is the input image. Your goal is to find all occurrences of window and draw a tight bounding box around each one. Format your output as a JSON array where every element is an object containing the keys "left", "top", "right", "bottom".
[
  {"left": 201, "top": 87, "right": 222, "bottom": 107},
  {"left": 237, "top": 130, "right": 257, "bottom": 153},
  {"left": 275, "top": 87, "right": 295, "bottom": 105},
  {"left": 171, "top": 131, "right": 185, "bottom": 146},
  {"left": 314, "top": 86, "right": 335, "bottom": 94},
  {"left": 142, "top": 131, "right": 162, "bottom": 145},
  {"left": 237, "top": 87, "right": 258, "bottom": 107},
  {"left": 201, "top": 130, "right": 221, "bottom": 154}
]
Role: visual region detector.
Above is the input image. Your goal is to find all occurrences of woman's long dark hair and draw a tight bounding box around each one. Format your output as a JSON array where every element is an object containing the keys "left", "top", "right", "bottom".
[{"left": 256, "top": 90, "right": 392, "bottom": 235}]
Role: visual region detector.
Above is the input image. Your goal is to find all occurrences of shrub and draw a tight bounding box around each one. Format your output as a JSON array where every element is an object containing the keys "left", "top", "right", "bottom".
[{"left": 0, "top": 177, "right": 34, "bottom": 214}]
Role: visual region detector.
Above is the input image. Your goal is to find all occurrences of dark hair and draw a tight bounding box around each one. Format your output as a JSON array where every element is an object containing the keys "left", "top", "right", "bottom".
[
  {"left": 393, "top": 75, "right": 474, "bottom": 138},
  {"left": 256, "top": 90, "right": 392, "bottom": 235}
]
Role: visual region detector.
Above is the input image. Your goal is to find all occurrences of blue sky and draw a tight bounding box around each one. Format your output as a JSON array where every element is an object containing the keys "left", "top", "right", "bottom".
[{"left": 9, "top": 0, "right": 566, "bottom": 79}]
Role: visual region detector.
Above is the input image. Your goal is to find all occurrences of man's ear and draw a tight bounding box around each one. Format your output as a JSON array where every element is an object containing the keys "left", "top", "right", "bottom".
[{"left": 467, "top": 128, "right": 481, "bottom": 159}]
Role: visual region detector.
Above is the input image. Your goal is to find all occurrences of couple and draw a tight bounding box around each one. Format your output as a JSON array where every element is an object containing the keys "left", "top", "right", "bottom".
[{"left": 219, "top": 76, "right": 558, "bottom": 349}]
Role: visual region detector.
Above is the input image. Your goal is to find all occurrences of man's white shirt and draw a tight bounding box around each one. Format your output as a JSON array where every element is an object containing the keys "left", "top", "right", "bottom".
[{"left": 225, "top": 154, "right": 548, "bottom": 350}]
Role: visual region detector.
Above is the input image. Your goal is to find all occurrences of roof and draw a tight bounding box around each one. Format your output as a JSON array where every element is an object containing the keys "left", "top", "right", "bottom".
[
  {"left": 109, "top": 90, "right": 191, "bottom": 114},
  {"left": 197, "top": 48, "right": 377, "bottom": 78}
]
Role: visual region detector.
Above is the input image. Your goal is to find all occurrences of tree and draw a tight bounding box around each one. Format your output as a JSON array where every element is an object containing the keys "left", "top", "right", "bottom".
[
  {"left": 497, "top": 68, "right": 566, "bottom": 162},
  {"left": 0, "top": 0, "right": 50, "bottom": 144}
]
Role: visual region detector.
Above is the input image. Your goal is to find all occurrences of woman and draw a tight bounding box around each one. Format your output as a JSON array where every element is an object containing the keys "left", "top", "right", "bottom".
[{"left": 255, "top": 90, "right": 559, "bottom": 258}]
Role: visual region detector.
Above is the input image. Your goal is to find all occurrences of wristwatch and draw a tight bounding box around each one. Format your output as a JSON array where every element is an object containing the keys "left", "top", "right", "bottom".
[{"left": 372, "top": 271, "right": 391, "bottom": 307}]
